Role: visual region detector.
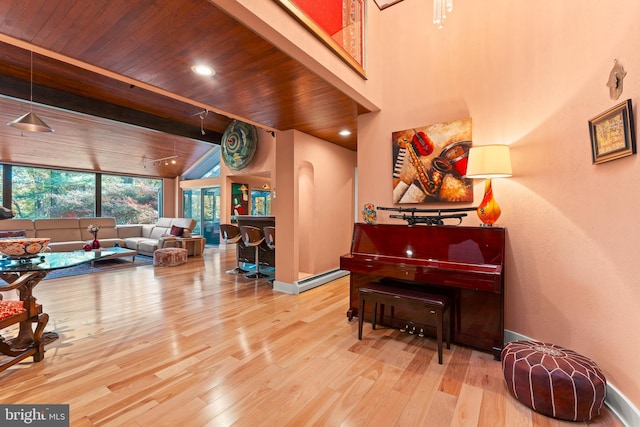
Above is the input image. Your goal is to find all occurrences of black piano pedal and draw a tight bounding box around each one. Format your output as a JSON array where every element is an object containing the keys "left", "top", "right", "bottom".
[
  {"left": 419, "top": 328, "right": 424, "bottom": 337},
  {"left": 400, "top": 324, "right": 408, "bottom": 333},
  {"left": 409, "top": 326, "right": 416, "bottom": 335}
]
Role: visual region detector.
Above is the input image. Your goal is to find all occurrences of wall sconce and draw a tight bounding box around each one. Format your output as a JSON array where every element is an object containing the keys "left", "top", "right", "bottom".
[{"left": 465, "top": 144, "right": 512, "bottom": 226}]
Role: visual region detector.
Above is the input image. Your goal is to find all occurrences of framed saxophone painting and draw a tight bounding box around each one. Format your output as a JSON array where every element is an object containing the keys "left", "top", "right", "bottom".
[{"left": 392, "top": 117, "right": 473, "bottom": 204}]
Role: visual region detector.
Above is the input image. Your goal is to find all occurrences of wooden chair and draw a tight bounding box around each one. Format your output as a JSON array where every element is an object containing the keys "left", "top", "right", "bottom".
[{"left": 0, "top": 288, "right": 49, "bottom": 372}]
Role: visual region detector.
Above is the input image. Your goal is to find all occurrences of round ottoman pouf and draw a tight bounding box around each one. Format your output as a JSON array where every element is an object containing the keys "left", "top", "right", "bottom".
[
  {"left": 153, "top": 247, "right": 188, "bottom": 267},
  {"left": 501, "top": 340, "right": 606, "bottom": 421}
]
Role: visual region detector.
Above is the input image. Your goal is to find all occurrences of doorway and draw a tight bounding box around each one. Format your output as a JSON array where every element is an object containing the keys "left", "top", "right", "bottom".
[{"left": 183, "top": 187, "right": 220, "bottom": 245}]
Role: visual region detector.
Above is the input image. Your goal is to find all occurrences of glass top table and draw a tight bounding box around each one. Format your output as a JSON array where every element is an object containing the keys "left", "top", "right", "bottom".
[
  {"left": 0, "top": 249, "right": 124, "bottom": 273},
  {"left": 0, "top": 250, "right": 124, "bottom": 356}
]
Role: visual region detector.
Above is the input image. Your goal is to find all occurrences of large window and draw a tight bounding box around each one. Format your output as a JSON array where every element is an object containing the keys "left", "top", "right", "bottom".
[
  {"left": 12, "top": 167, "right": 95, "bottom": 218},
  {"left": 250, "top": 189, "right": 272, "bottom": 216},
  {"left": 183, "top": 188, "right": 200, "bottom": 232},
  {"left": 102, "top": 175, "right": 162, "bottom": 224},
  {"left": 4, "top": 165, "right": 161, "bottom": 223}
]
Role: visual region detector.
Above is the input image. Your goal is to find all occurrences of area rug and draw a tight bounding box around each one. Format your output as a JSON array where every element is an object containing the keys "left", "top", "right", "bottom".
[{"left": 44, "top": 255, "right": 153, "bottom": 280}]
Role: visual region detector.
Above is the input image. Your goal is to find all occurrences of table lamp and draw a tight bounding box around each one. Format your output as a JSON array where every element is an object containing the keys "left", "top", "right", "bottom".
[{"left": 464, "top": 144, "right": 512, "bottom": 226}]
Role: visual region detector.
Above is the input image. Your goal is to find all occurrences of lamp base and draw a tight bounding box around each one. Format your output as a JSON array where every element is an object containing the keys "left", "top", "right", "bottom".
[{"left": 476, "top": 178, "right": 501, "bottom": 226}]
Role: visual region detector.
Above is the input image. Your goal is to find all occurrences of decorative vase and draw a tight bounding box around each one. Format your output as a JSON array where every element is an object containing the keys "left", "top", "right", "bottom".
[
  {"left": 362, "top": 203, "right": 377, "bottom": 224},
  {"left": 476, "top": 178, "right": 501, "bottom": 226},
  {"left": 92, "top": 237, "right": 100, "bottom": 249}
]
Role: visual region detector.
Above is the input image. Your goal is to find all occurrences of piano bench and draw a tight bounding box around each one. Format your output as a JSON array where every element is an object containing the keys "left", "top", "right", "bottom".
[{"left": 358, "top": 283, "right": 451, "bottom": 364}]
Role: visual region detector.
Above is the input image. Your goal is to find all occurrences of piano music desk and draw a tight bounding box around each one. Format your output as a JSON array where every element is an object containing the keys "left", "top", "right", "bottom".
[{"left": 358, "top": 283, "right": 451, "bottom": 364}]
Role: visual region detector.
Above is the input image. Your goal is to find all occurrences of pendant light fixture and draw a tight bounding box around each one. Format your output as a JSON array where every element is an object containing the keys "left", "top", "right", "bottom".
[
  {"left": 7, "top": 51, "right": 54, "bottom": 133},
  {"left": 433, "top": 0, "right": 453, "bottom": 29}
]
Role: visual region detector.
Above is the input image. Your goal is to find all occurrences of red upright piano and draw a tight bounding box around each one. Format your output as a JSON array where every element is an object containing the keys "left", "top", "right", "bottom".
[{"left": 340, "top": 223, "right": 505, "bottom": 359}]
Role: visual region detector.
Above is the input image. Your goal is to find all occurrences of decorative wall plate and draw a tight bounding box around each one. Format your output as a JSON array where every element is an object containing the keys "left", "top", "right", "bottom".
[{"left": 221, "top": 120, "right": 258, "bottom": 171}]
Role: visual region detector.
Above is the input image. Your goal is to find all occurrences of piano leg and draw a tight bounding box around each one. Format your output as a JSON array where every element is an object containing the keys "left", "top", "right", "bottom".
[
  {"left": 357, "top": 298, "right": 364, "bottom": 339},
  {"left": 347, "top": 308, "right": 355, "bottom": 321},
  {"left": 492, "top": 346, "right": 502, "bottom": 361},
  {"left": 372, "top": 302, "right": 378, "bottom": 330}
]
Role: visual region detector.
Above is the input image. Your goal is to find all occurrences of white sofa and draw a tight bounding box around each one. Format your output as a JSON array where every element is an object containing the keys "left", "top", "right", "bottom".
[
  {"left": 38, "top": 217, "right": 125, "bottom": 251},
  {"left": 0, "top": 217, "right": 125, "bottom": 252},
  {"left": 116, "top": 217, "right": 199, "bottom": 256},
  {"left": 0, "top": 217, "right": 202, "bottom": 256}
]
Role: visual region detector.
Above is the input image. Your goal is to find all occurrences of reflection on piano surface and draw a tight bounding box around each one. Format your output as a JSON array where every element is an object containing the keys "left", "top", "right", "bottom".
[{"left": 340, "top": 223, "right": 505, "bottom": 359}]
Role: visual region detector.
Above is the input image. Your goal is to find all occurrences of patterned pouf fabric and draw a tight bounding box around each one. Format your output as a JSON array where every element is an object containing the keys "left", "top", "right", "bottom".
[
  {"left": 153, "top": 247, "right": 188, "bottom": 267},
  {"left": 501, "top": 340, "right": 606, "bottom": 421}
]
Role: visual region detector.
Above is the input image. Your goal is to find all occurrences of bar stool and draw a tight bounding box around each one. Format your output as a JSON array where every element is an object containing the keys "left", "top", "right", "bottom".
[
  {"left": 220, "top": 224, "right": 247, "bottom": 274},
  {"left": 263, "top": 226, "right": 276, "bottom": 283},
  {"left": 239, "top": 225, "right": 268, "bottom": 278}
]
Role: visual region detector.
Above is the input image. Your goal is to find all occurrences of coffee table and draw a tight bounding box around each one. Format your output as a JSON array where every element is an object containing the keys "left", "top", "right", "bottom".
[{"left": 88, "top": 246, "right": 137, "bottom": 266}]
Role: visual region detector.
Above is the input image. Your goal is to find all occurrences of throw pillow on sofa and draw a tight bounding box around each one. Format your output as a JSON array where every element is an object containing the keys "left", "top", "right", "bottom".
[{"left": 170, "top": 225, "right": 184, "bottom": 237}]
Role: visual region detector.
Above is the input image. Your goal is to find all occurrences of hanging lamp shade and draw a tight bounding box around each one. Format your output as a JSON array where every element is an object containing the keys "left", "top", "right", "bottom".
[
  {"left": 8, "top": 111, "right": 54, "bottom": 133},
  {"left": 7, "top": 51, "right": 54, "bottom": 133}
]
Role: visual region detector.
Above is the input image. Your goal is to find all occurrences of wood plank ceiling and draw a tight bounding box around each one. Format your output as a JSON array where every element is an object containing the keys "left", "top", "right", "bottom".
[{"left": 0, "top": 0, "right": 369, "bottom": 178}]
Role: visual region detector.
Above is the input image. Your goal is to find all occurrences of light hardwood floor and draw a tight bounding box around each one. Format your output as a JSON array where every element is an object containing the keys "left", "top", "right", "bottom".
[{"left": 1, "top": 246, "right": 623, "bottom": 426}]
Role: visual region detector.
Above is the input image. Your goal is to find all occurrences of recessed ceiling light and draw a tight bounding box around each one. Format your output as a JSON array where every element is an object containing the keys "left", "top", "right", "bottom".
[
  {"left": 191, "top": 64, "right": 215, "bottom": 76},
  {"left": 339, "top": 129, "right": 351, "bottom": 136}
]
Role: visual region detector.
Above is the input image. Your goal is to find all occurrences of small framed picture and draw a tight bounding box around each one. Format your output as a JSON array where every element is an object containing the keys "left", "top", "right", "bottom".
[{"left": 589, "top": 99, "right": 636, "bottom": 164}]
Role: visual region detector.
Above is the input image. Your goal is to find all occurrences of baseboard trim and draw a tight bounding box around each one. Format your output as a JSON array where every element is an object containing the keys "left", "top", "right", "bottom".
[
  {"left": 505, "top": 329, "right": 639, "bottom": 427},
  {"left": 273, "top": 269, "right": 349, "bottom": 295},
  {"left": 272, "top": 269, "right": 349, "bottom": 295}
]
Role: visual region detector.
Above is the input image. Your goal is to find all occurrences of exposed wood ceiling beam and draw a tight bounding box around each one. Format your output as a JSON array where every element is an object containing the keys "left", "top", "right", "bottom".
[
  {"left": 0, "top": 33, "right": 277, "bottom": 135},
  {"left": 0, "top": 74, "right": 223, "bottom": 145}
]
